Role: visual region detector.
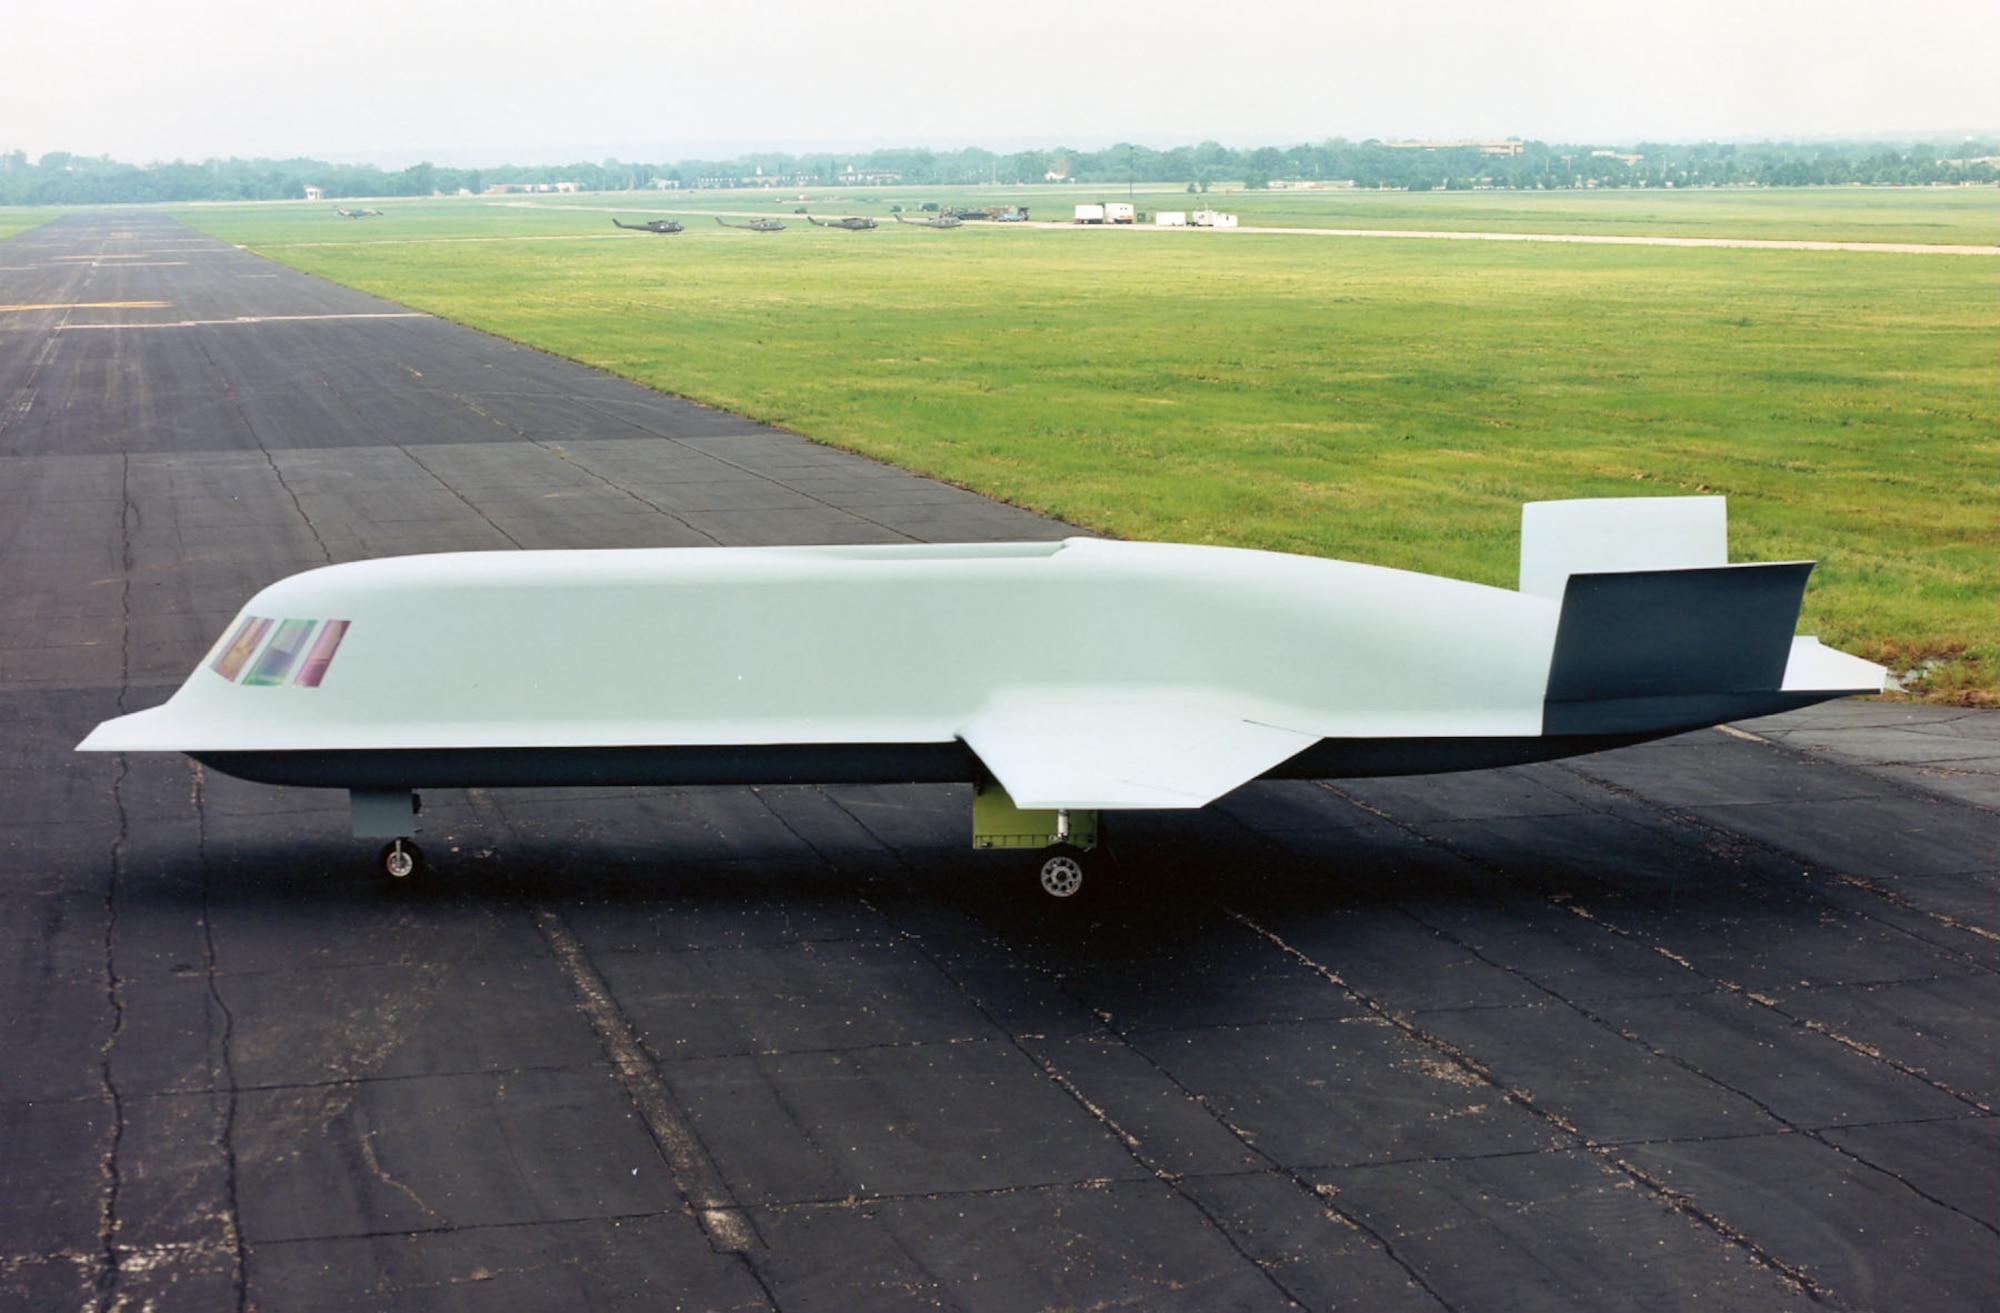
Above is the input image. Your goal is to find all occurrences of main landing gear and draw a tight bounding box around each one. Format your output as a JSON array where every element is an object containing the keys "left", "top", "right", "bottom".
[{"left": 972, "top": 782, "right": 1104, "bottom": 900}]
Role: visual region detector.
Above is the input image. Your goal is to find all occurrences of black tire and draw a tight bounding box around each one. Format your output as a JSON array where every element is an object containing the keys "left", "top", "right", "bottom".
[{"left": 379, "top": 839, "right": 425, "bottom": 885}]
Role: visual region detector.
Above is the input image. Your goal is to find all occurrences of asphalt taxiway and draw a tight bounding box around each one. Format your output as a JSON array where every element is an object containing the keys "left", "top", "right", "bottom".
[{"left": 2, "top": 211, "right": 1992, "bottom": 1310}]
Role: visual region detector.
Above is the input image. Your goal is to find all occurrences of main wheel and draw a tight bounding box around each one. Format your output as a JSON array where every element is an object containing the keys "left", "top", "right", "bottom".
[
  {"left": 1038, "top": 847, "right": 1086, "bottom": 899},
  {"left": 379, "top": 839, "right": 425, "bottom": 884}
]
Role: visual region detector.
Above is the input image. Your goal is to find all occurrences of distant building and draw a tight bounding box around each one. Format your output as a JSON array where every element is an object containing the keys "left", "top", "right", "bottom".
[
  {"left": 1591, "top": 150, "right": 1645, "bottom": 167},
  {"left": 302, "top": 185, "right": 323, "bottom": 202}
]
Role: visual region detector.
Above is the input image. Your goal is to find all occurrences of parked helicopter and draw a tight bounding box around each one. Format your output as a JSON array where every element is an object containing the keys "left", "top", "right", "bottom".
[
  {"left": 804, "top": 213, "right": 877, "bottom": 230},
  {"left": 715, "top": 215, "right": 786, "bottom": 232},
  {"left": 613, "top": 217, "right": 685, "bottom": 234}
]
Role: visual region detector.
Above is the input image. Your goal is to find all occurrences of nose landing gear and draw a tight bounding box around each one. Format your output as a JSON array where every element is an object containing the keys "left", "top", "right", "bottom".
[
  {"left": 354, "top": 789, "right": 426, "bottom": 887},
  {"left": 379, "top": 837, "right": 425, "bottom": 883}
]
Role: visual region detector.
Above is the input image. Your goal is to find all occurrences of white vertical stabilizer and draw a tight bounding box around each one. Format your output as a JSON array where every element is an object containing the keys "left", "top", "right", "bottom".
[{"left": 1520, "top": 497, "right": 1727, "bottom": 599}]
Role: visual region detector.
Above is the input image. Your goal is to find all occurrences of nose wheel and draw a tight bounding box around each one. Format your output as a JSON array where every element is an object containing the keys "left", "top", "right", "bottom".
[{"left": 379, "top": 838, "right": 425, "bottom": 885}]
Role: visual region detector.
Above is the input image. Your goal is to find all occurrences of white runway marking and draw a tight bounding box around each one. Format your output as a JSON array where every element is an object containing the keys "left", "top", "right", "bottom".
[
  {"left": 56, "top": 311, "right": 431, "bottom": 330},
  {"left": 46, "top": 257, "right": 191, "bottom": 267},
  {"left": 0, "top": 300, "right": 171, "bottom": 313}
]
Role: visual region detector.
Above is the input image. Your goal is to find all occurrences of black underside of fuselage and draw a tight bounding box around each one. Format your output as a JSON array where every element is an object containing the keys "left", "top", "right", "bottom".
[
  {"left": 188, "top": 689, "right": 1867, "bottom": 795},
  {"left": 193, "top": 729, "right": 1676, "bottom": 794},
  {"left": 194, "top": 742, "right": 984, "bottom": 791}
]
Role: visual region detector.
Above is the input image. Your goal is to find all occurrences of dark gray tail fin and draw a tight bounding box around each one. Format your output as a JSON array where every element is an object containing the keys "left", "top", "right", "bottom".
[{"left": 1543, "top": 563, "right": 1813, "bottom": 735}]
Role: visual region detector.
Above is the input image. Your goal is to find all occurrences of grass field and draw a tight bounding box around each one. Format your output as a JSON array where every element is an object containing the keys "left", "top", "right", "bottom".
[
  {"left": 176, "top": 191, "right": 1997, "bottom": 698},
  {"left": 0, "top": 209, "right": 58, "bottom": 242},
  {"left": 1162, "top": 185, "right": 2000, "bottom": 245}
]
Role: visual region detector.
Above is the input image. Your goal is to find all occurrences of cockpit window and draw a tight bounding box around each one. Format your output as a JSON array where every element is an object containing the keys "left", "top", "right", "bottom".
[
  {"left": 210, "top": 617, "right": 273, "bottom": 681},
  {"left": 208, "top": 616, "right": 350, "bottom": 686},
  {"left": 243, "top": 619, "right": 316, "bottom": 686},
  {"left": 294, "top": 620, "right": 350, "bottom": 688}
]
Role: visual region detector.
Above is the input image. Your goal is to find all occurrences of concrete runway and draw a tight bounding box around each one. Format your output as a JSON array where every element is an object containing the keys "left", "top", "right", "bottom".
[{"left": 2, "top": 211, "right": 1993, "bottom": 1311}]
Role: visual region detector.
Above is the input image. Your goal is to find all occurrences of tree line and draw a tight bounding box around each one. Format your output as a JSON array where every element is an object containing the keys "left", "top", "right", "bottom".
[{"left": 2, "top": 137, "right": 1993, "bottom": 205}]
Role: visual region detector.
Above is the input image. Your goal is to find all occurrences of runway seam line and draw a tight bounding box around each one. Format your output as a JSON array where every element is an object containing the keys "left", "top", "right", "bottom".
[
  {"left": 569, "top": 432, "right": 921, "bottom": 546},
  {"left": 740, "top": 788, "right": 1119, "bottom": 1293},
  {"left": 788, "top": 786, "right": 1437, "bottom": 1310},
  {"left": 408, "top": 369, "right": 733, "bottom": 545},
  {"left": 1306, "top": 778, "right": 1997, "bottom": 1245},
  {"left": 190, "top": 333, "right": 336, "bottom": 567},
  {"left": 1708, "top": 723, "right": 1999, "bottom": 816},
  {"left": 525, "top": 441, "right": 723, "bottom": 546},
  {"left": 1224, "top": 903, "right": 1840, "bottom": 1303},
  {"left": 1430, "top": 891, "right": 1998, "bottom": 1237},
  {"left": 1556, "top": 757, "right": 1998, "bottom": 952}
]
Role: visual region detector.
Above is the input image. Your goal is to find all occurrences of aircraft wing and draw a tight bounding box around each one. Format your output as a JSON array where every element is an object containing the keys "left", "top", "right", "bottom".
[{"left": 960, "top": 688, "right": 1321, "bottom": 810}]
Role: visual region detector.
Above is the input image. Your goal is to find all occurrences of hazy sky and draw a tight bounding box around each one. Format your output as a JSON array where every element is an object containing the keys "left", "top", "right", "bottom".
[{"left": 5, "top": 0, "right": 1995, "bottom": 165}]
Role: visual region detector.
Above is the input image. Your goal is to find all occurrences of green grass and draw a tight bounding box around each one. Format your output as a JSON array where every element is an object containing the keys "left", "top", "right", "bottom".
[
  {"left": 1178, "top": 185, "right": 2000, "bottom": 246},
  {"left": 178, "top": 194, "right": 1998, "bottom": 697},
  {"left": 0, "top": 209, "right": 59, "bottom": 242}
]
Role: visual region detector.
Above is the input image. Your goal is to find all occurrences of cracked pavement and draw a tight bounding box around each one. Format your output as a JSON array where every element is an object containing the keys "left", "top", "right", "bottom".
[{"left": 2, "top": 212, "right": 1993, "bottom": 1310}]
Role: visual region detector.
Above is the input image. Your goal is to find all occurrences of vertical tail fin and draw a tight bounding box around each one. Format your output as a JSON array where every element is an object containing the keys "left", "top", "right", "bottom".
[
  {"left": 1542, "top": 561, "right": 1815, "bottom": 733},
  {"left": 1525, "top": 497, "right": 1882, "bottom": 734}
]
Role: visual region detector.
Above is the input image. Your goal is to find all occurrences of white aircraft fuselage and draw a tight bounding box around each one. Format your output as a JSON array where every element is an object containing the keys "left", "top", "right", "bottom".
[{"left": 80, "top": 499, "right": 1882, "bottom": 818}]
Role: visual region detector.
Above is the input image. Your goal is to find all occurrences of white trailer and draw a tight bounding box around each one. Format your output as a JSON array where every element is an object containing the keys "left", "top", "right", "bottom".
[
  {"left": 1191, "top": 209, "right": 1238, "bottom": 228},
  {"left": 1073, "top": 204, "right": 1106, "bottom": 224},
  {"left": 1104, "top": 202, "right": 1136, "bottom": 224},
  {"left": 1155, "top": 211, "right": 1188, "bottom": 227}
]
